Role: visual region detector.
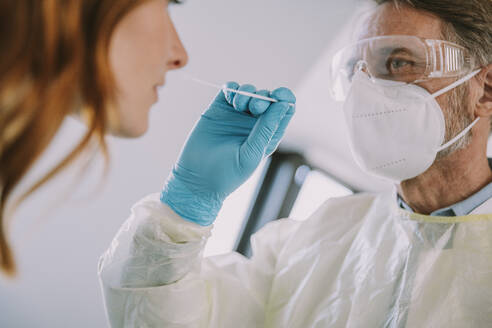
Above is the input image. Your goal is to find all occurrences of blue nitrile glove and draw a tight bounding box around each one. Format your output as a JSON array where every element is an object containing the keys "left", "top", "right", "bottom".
[{"left": 161, "top": 82, "right": 296, "bottom": 226}]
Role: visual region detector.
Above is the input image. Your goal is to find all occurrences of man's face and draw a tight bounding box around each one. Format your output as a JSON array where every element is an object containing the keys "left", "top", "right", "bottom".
[{"left": 361, "top": 3, "right": 475, "bottom": 155}]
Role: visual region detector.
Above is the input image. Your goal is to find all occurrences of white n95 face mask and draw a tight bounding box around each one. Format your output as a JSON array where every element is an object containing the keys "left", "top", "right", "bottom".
[{"left": 343, "top": 69, "right": 481, "bottom": 182}]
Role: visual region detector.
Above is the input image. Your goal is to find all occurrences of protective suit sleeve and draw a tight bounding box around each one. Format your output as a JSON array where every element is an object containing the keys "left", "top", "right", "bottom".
[{"left": 98, "top": 193, "right": 301, "bottom": 327}]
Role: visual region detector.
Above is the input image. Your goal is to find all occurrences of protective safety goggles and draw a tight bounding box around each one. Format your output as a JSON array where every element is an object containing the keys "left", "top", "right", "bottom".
[{"left": 329, "top": 35, "right": 477, "bottom": 101}]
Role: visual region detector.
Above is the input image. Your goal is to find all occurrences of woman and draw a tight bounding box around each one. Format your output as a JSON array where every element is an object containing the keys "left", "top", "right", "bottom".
[{"left": 0, "top": 0, "right": 295, "bottom": 278}]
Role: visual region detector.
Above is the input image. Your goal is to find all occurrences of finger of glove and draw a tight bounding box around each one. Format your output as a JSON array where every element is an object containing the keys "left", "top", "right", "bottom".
[
  {"left": 265, "top": 104, "right": 296, "bottom": 156},
  {"left": 262, "top": 87, "right": 296, "bottom": 155},
  {"left": 205, "top": 82, "right": 238, "bottom": 113},
  {"left": 223, "top": 81, "right": 240, "bottom": 105},
  {"left": 270, "top": 87, "right": 296, "bottom": 104},
  {"left": 202, "top": 82, "right": 257, "bottom": 124},
  {"left": 240, "top": 102, "right": 290, "bottom": 166},
  {"left": 249, "top": 90, "right": 271, "bottom": 116},
  {"left": 233, "top": 84, "right": 256, "bottom": 113}
]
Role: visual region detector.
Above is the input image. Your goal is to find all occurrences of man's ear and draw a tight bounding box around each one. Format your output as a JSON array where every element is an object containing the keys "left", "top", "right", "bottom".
[{"left": 475, "top": 64, "right": 492, "bottom": 117}]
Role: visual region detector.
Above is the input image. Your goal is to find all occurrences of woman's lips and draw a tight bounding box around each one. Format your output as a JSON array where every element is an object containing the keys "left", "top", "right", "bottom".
[
  {"left": 154, "top": 83, "right": 164, "bottom": 103},
  {"left": 152, "top": 85, "right": 160, "bottom": 103},
  {"left": 152, "top": 79, "right": 166, "bottom": 103}
]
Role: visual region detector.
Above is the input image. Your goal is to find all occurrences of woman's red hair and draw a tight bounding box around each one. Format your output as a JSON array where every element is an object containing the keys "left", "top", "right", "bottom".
[{"left": 0, "top": 0, "right": 150, "bottom": 276}]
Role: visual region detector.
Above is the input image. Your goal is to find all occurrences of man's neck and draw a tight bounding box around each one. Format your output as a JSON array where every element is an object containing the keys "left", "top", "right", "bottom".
[{"left": 398, "top": 145, "right": 492, "bottom": 215}]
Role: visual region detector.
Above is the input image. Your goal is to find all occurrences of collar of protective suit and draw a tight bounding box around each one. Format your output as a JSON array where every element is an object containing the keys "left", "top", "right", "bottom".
[{"left": 392, "top": 186, "right": 492, "bottom": 221}]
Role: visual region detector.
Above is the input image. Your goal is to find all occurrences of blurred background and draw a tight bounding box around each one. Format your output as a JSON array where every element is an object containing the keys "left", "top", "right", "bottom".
[{"left": 4, "top": 0, "right": 491, "bottom": 327}]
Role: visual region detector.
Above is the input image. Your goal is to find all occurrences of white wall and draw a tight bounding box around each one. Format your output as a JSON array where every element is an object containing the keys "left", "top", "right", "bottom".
[{"left": 0, "top": 1, "right": 359, "bottom": 327}]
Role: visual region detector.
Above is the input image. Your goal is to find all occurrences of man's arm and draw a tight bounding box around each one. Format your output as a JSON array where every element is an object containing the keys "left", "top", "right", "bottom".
[{"left": 98, "top": 193, "right": 300, "bottom": 327}]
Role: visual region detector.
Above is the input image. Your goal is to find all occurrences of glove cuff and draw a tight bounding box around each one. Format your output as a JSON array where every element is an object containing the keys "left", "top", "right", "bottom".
[{"left": 160, "top": 172, "right": 224, "bottom": 226}]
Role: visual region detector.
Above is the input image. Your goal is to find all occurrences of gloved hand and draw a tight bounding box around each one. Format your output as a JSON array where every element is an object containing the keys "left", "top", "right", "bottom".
[{"left": 161, "top": 82, "right": 296, "bottom": 226}]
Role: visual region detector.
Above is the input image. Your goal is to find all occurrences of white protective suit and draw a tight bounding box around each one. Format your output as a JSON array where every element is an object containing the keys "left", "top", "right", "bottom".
[{"left": 98, "top": 190, "right": 492, "bottom": 327}]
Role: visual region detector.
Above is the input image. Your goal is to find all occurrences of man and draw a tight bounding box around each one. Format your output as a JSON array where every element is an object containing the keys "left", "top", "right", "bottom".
[{"left": 99, "top": 0, "right": 492, "bottom": 327}]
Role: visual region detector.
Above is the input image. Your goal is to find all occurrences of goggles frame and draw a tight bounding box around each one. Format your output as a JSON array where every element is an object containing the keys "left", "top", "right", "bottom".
[{"left": 329, "top": 35, "right": 477, "bottom": 101}]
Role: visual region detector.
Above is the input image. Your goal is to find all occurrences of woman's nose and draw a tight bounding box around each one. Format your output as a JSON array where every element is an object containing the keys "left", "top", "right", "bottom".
[{"left": 167, "top": 25, "right": 188, "bottom": 70}]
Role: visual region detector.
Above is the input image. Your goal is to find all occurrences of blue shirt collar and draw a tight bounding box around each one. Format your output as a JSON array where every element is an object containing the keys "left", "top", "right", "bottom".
[{"left": 398, "top": 158, "right": 492, "bottom": 216}]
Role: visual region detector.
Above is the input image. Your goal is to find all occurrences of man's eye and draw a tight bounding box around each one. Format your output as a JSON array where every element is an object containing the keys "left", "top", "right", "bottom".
[{"left": 387, "top": 58, "right": 414, "bottom": 72}]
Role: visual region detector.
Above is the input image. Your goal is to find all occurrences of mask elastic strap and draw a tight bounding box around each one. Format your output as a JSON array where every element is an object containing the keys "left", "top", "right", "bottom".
[
  {"left": 431, "top": 69, "right": 482, "bottom": 99},
  {"left": 431, "top": 68, "right": 482, "bottom": 152},
  {"left": 437, "top": 117, "right": 480, "bottom": 152}
]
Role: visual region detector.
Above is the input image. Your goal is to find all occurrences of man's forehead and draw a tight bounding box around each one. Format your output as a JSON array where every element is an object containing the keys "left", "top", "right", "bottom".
[{"left": 358, "top": 3, "right": 443, "bottom": 41}]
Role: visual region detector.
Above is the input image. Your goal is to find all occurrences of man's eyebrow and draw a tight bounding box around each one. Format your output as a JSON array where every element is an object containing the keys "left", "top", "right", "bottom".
[
  {"left": 379, "top": 47, "right": 414, "bottom": 56},
  {"left": 377, "top": 47, "right": 427, "bottom": 63}
]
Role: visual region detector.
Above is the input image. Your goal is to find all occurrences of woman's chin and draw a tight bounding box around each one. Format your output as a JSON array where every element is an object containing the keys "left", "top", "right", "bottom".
[{"left": 108, "top": 119, "right": 149, "bottom": 138}]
